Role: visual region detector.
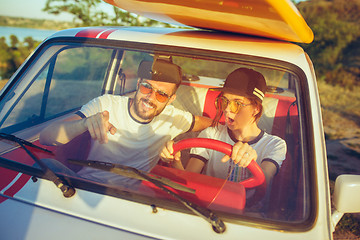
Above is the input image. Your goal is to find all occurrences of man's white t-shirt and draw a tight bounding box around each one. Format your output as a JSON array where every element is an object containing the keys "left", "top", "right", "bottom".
[
  {"left": 76, "top": 94, "right": 193, "bottom": 185},
  {"left": 190, "top": 125, "right": 287, "bottom": 182}
]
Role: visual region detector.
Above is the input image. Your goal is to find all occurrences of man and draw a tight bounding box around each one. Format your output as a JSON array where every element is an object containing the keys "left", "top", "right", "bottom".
[{"left": 40, "top": 59, "right": 211, "bottom": 185}]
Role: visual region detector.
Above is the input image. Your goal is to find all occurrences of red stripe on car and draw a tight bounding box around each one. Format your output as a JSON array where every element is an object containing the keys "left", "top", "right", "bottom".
[
  {"left": 75, "top": 28, "right": 108, "bottom": 38},
  {"left": 99, "top": 29, "right": 117, "bottom": 39},
  {"left": 3, "top": 173, "right": 31, "bottom": 198}
]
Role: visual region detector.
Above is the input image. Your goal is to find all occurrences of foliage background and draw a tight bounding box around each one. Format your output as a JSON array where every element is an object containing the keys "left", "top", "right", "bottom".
[
  {"left": 298, "top": 0, "right": 360, "bottom": 89},
  {"left": 0, "top": 0, "right": 360, "bottom": 238}
]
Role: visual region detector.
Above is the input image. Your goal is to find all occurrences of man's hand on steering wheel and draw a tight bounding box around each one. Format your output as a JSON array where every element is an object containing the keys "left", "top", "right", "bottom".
[{"left": 160, "top": 140, "right": 182, "bottom": 163}]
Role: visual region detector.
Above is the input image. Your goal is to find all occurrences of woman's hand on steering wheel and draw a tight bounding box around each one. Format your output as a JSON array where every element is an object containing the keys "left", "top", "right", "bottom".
[
  {"left": 221, "top": 141, "right": 257, "bottom": 168},
  {"left": 171, "top": 138, "right": 265, "bottom": 189}
]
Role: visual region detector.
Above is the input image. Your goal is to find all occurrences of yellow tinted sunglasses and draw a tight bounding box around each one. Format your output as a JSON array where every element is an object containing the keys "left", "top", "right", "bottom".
[{"left": 215, "top": 96, "right": 252, "bottom": 114}]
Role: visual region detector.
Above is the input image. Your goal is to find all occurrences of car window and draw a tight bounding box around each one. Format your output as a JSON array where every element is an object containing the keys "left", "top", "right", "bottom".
[
  {"left": 0, "top": 46, "right": 112, "bottom": 130},
  {"left": 114, "top": 50, "right": 153, "bottom": 95},
  {"left": 1, "top": 70, "right": 46, "bottom": 129},
  {"left": 45, "top": 47, "right": 111, "bottom": 118},
  {"left": 0, "top": 41, "right": 312, "bottom": 229}
]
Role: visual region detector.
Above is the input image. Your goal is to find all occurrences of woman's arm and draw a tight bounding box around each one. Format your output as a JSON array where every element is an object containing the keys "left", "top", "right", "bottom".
[{"left": 260, "top": 161, "right": 277, "bottom": 185}]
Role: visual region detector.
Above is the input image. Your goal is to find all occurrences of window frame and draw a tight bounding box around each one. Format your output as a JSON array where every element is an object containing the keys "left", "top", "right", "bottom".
[{"left": 0, "top": 37, "right": 316, "bottom": 231}]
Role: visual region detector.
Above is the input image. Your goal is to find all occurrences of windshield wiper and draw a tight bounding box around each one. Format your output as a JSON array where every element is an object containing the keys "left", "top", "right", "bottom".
[
  {"left": 0, "top": 133, "right": 53, "bottom": 154},
  {"left": 0, "top": 133, "right": 75, "bottom": 198},
  {"left": 69, "top": 159, "right": 226, "bottom": 233},
  {"left": 68, "top": 159, "right": 195, "bottom": 193}
]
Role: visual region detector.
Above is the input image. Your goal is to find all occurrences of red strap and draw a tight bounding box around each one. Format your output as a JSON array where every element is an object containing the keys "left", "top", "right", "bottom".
[{"left": 202, "top": 90, "right": 225, "bottom": 123}]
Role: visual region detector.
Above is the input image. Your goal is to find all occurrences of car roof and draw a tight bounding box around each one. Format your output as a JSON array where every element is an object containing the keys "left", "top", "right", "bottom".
[{"left": 47, "top": 27, "right": 306, "bottom": 66}]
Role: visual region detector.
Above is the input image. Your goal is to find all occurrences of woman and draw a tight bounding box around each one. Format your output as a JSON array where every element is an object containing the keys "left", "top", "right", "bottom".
[{"left": 160, "top": 68, "right": 286, "bottom": 189}]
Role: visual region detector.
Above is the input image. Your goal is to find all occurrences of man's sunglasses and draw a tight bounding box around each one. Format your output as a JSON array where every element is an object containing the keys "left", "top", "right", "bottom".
[
  {"left": 139, "top": 82, "right": 171, "bottom": 103},
  {"left": 215, "top": 96, "right": 252, "bottom": 114}
]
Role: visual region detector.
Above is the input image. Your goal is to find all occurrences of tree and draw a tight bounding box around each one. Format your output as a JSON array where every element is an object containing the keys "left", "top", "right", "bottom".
[
  {"left": 43, "top": 0, "right": 168, "bottom": 27},
  {"left": 0, "top": 36, "right": 41, "bottom": 79},
  {"left": 0, "top": 37, "right": 11, "bottom": 79},
  {"left": 297, "top": 0, "right": 360, "bottom": 87},
  {"left": 111, "top": 6, "right": 141, "bottom": 26},
  {"left": 43, "top": 0, "right": 106, "bottom": 26},
  {"left": 24, "top": 37, "right": 37, "bottom": 51},
  {"left": 10, "top": 35, "right": 19, "bottom": 49}
]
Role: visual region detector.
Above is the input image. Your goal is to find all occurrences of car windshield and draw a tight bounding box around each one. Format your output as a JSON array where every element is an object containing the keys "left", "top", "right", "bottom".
[{"left": 0, "top": 39, "right": 312, "bottom": 228}]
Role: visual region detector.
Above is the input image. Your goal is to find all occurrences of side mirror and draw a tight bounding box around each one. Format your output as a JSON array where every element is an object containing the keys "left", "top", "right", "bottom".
[{"left": 331, "top": 174, "right": 360, "bottom": 231}]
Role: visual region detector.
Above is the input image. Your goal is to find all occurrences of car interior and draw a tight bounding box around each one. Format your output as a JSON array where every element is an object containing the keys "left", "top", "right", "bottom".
[{"left": 0, "top": 43, "right": 310, "bottom": 224}]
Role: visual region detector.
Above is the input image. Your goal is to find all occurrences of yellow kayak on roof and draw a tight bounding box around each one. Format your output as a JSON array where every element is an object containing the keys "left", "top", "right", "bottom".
[{"left": 103, "top": 0, "right": 314, "bottom": 43}]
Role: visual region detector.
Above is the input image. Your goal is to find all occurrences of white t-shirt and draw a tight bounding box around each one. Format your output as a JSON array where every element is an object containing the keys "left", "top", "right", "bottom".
[
  {"left": 190, "top": 125, "right": 286, "bottom": 182},
  {"left": 76, "top": 94, "right": 193, "bottom": 185}
]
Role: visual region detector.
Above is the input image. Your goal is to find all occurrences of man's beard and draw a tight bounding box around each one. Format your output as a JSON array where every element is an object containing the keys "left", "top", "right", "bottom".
[{"left": 133, "top": 93, "right": 164, "bottom": 121}]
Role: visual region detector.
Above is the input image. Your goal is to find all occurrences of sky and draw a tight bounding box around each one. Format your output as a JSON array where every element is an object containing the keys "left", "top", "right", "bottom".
[{"left": 0, "top": 0, "right": 114, "bottom": 21}]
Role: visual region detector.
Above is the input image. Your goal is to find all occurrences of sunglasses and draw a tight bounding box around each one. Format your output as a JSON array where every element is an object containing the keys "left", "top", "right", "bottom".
[
  {"left": 139, "top": 82, "right": 171, "bottom": 103},
  {"left": 215, "top": 96, "right": 252, "bottom": 114}
]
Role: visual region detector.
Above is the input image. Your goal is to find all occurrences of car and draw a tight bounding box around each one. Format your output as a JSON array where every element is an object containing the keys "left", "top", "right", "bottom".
[{"left": 1, "top": 1, "right": 360, "bottom": 239}]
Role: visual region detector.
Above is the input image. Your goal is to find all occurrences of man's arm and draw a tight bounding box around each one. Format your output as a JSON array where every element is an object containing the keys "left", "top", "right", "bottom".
[
  {"left": 191, "top": 116, "right": 212, "bottom": 132},
  {"left": 39, "top": 114, "right": 87, "bottom": 146},
  {"left": 40, "top": 111, "right": 116, "bottom": 146}
]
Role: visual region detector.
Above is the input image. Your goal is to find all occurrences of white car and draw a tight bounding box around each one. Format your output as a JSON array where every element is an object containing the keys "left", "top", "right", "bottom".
[{"left": 1, "top": 1, "right": 360, "bottom": 239}]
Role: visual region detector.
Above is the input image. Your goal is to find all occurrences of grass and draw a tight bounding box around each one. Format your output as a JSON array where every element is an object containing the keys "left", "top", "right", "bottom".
[
  {"left": 318, "top": 80, "right": 360, "bottom": 141},
  {"left": 330, "top": 180, "right": 360, "bottom": 239},
  {"left": 0, "top": 80, "right": 7, "bottom": 90},
  {"left": 318, "top": 81, "right": 360, "bottom": 239}
]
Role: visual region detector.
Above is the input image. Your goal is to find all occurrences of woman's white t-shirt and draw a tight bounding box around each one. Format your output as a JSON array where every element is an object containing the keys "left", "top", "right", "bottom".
[{"left": 190, "top": 125, "right": 287, "bottom": 182}]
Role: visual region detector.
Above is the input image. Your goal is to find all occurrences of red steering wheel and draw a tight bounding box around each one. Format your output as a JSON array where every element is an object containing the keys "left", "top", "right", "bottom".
[{"left": 172, "top": 138, "right": 265, "bottom": 189}]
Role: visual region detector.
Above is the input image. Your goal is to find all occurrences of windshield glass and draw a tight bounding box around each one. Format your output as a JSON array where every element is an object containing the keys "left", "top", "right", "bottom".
[{"left": 0, "top": 40, "right": 311, "bottom": 227}]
